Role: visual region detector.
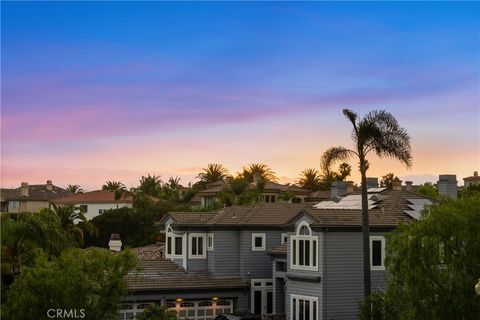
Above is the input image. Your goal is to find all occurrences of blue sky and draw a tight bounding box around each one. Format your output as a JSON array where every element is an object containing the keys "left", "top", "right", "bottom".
[{"left": 2, "top": 1, "right": 479, "bottom": 189}]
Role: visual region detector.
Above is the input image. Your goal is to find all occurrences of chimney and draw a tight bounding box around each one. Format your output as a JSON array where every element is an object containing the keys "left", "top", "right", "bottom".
[
  {"left": 46, "top": 180, "right": 53, "bottom": 191},
  {"left": 366, "top": 177, "right": 379, "bottom": 189},
  {"left": 331, "top": 181, "right": 347, "bottom": 198},
  {"left": 392, "top": 178, "right": 402, "bottom": 191},
  {"left": 20, "top": 182, "right": 29, "bottom": 197},
  {"left": 108, "top": 234, "right": 122, "bottom": 252},
  {"left": 405, "top": 181, "right": 413, "bottom": 191},
  {"left": 346, "top": 181, "right": 355, "bottom": 193},
  {"left": 438, "top": 175, "right": 458, "bottom": 199}
]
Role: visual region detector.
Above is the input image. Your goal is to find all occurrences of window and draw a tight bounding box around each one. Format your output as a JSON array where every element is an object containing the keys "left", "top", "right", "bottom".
[
  {"left": 204, "top": 196, "right": 215, "bottom": 208},
  {"left": 252, "top": 233, "right": 266, "bottom": 251},
  {"left": 281, "top": 233, "right": 288, "bottom": 244},
  {"left": 291, "top": 222, "right": 318, "bottom": 271},
  {"left": 251, "top": 279, "right": 273, "bottom": 315},
  {"left": 291, "top": 295, "right": 318, "bottom": 320},
  {"left": 166, "top": 226, "right": 184, "bottom": 258},
  {"left": 9, "top": 201, "right": 20, "bottom": 209},
  {"left": 370, "top": 236, "right": 385, "bottom": 270},
  {"left": 262, "top": 195, "right": 276, "bottom": 203},
  {"left": 79, "top": 205, "right": 88, "bottom": 213},
  {"left": 207, "top": 233, "right": 214, "bottom": 251},
  {"left": 189, "top": 233, "right": 206, "bottom": 258}
]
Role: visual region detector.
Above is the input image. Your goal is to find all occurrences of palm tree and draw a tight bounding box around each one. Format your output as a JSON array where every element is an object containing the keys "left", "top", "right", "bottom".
[
  {"left": 49, "top": 204, "right": 98, "bottom": 246},
  {"left": 323, "top": 109, "right": 412, "bottom": 305},
  {"left": 197, "top": 163, "right": 230, "bottom": 184},
  {"left": 242, "top": 163, "right": 278, "bottom": 182},
  {"left": 137, "top": 174, "right": 162, "bottom": 197},
  {"left": 338, "top": 162, "right": 352, "bottom": 181},
  {"left": 136, "top": 304, "right": 177, "bottom": 320},
  {"left": 298, "top": 168, "right": 322, "bottom": 191},
  {"left": 102, "top": 181, "right": 126, "bottom": 191},
  {"left": 66, "top": 184, "right": 84, "bottom": 194}
]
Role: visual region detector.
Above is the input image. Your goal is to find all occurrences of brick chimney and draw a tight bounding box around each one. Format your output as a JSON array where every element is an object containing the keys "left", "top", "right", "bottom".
[
  {"left": 405, "top": 181, "right": 413, "bottom": 191},
  {"left": 366, "top": 177, "right": 379, "bottom": 189},
  {"left": 46, "top": 180, "right": 53, "bottom": 191},
  {"left": 108, "top": 234, "right": 122, "bottom": 252},
  {"left": 392, "top": 178, "right": 402, "bottom": 191},
  {"left": 331, "top": 181, "right": 348, "bottom": 198},
  {"left": 438, "top": 175, "right": 457, "bottom": 199},
  {"left": 20, "top": 182, "right": 29, "bottom": 197}
]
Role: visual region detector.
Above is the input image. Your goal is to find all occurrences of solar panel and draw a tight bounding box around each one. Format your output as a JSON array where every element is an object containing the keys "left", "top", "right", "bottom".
[
  {"left": 404, "top": 210, "right": 421, "bottom": 220},
  {"left": 403, "top": 198, "right": 432, "bottom": 220},
  {"left": 367, "top": 187, "right": 387, "bottom": 193},
  {"left": 314, "top": 194, "right": 377, "bottom": 210}
]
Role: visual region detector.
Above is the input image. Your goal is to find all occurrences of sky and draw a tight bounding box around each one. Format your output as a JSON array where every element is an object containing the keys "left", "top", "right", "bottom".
[{"left": 1, "top": 1, "right": 479, "bottom": 191}]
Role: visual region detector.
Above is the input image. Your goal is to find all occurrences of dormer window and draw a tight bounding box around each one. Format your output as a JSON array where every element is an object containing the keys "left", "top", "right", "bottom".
[
  {"left": 290, "top": 222, "right": 318, "bottom": 271},
  {"left": 166, "top": 226, "right": 184, "bottom": 258}
]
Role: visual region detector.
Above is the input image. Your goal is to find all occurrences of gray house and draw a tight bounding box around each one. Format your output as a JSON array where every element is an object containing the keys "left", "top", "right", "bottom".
[{"left": 122, "top": 184, "right": 437, "bottom": 320}]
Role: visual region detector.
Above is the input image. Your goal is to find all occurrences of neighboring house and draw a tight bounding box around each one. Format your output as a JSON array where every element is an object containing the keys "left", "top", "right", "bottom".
[
  {"left": 195, "top": 181, "right": 312, "bottom": 208},
  {"left": 0, "top": 180, "right": 69, "bottom": 213},
  {"left": 54, "top": 190, "right": 134, "bottom": 220},
  {"left": 120, "top": 180, "right": 437, "bottom": 320},
  {"left": 463, "top": 171, "right": 480, "bottom": 188}
]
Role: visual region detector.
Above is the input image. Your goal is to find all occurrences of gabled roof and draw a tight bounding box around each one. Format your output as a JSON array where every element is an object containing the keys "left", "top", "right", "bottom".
[
  {"left": 54, "top": 190, "right": 133, "bottom": 204},
  {"left": 130, "top": 243, "right": 165, "bottom": 261}
]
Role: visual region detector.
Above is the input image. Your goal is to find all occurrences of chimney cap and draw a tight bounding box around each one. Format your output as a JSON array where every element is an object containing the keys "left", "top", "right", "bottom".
[
  {"left": 47, "top": 180, "right": 52, "bottom": 184},
  {"left": 110, "top": 233, "right": 121, "bottom": 240}
]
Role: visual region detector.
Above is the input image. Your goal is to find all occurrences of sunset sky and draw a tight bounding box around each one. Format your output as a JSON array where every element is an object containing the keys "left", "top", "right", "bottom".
[{"left": 1, "top": 2, "right": 479, "bottom": 191}]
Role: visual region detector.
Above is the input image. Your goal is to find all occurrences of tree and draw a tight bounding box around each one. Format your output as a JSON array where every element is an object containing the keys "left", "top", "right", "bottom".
[
  {"left": 196, "top": 163, "right": 230, "bottom": 184},
  {"left": 383, "top": 194, "right": 480, "bottom": 319},
  {"left": 1, "top": 212, "right": 68, "bottom": 278},
  {"left": 319, "top": 152, "right": 351, "bottom": 189},
  {"left": 298, "top": 168, "right": 322, "bottom": 191},
  {"left": 417, "top": 183, "right": 438, "bottom": 199},
  {"left": 216, "top": 176, "right": 260, "bottom": 206},
  {"left": 323, "top": 109, "right": 412, "bottom": 306},
  {"left": 136, "top": 304, "right": 177, "bottom": 320},
  {"left": 242, "top": 163, "right": 278, "bottom": 182},
  {"left": 66, "top": 184, "right": 84, "bottom": 194},
  {"left": 3, "top": 247, "right": 137, "bottom": 320},
  {"left": 46, "top": 204, "right": 98, "bottom": 246},
  {"left": 338, "top": 162, "right": 352, "bottom": 181},
  {"left": 137, "top": 174, "right": 163, "bottom": 197},
  {"left": 380, "top": 173, "right": 396, "bottom": 189},
  {"left": 102, "top": 181, "right": 126, "bottom": 192},
  {"left": 278, "top": 191, "right": 296, "bottom": 203}
]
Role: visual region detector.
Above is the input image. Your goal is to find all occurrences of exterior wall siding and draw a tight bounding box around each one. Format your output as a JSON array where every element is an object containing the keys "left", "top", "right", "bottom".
[
  {"left": 324, "top": 231, "right": 388, "bottom": 320},
  {"left": 210, "top": 230, "right": 240, "bottom": 276}
]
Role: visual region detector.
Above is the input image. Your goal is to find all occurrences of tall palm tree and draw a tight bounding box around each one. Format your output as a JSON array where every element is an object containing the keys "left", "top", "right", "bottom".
[
  {"left": 102, "top": 181, "right": 126, "bottom": 191},
  {"left": 49, "top": 204, "right": 98, "bottom": 246},
  {"left": 242, "top": 163, "right": 278, "bottom": 182},
  {"left": 323, "top": 109, "right": 412, "bottom": 304},
  {"left": 66, "top": 184, "right": 84, "bottom": 194},
  {"left": 298, "top": 168, "right": 322, "bottom": 191},
  {"left": 137, "top": 174, "right": 162, "bottom": 197},
  {"left": 196, "top": 164, "right": 230, "bottom": 184},
  {"left": 338, "top": 162, "right": 352, "bottom": 181}
]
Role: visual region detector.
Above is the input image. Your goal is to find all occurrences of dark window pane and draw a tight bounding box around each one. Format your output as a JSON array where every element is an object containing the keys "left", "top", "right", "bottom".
[
  {"left": 299, "top": 299, "right": 304, "bottom": 320},
  {"left": 299, "top": 240, "right": 304, "bottom": 265},
  {"left": 372, "top": 240, "right": 382, "bottom": 266},
  {"left": 255, "top": 237, "right": 263, "bottom": 248},
  {"left": 312, "top": 241, "right": 317, "bottom": 267},
  {"left": 267, "top": 292, "right": 273, "bottom": 314},
  {"left": 293, "top": 298, "right": 296, "bottom": 320},
  {"left": 313, "top": 301, "right": 317, "bottom": 320},
  {"left": 305, "top": 240, "right": 310, "bottom": 266},
  {"left": 192, "top": 237, "right": 197, "bottom": 255},
  {"left": 167, "top": 237, "right": 172, "bottom": 255},
  {"left": 198, "top": 237, "right": 203, "bottom": 255},
  {"left": 175, "top": 237, "right": 183, "bottom": 255},
  {"left": 305, "top": 300, "right": 310, "bottom": 320},
  {"left": 293, "top": 240, "right": 297, "bottom": 265},
  {"left": 254, "top": 291, "right": 262, "bottom": 314},
  {"left": 271, "top": 196, "right": 276, "bottom": 202}
]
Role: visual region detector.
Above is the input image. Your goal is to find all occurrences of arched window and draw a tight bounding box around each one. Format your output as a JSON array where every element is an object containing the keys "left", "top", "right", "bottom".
[{"left": 291, "top": 221, "right": 318, "bottom": 271}]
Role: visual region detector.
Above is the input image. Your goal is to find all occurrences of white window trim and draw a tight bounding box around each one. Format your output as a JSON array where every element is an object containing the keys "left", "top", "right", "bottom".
[
  {"left": 207, "top": 233, "right": 214, "bottom": 251},
  {"left": 250, "top": 279, "right": 273, "bottom": 315},
  {"left": 166, "top": 225, "right": 185, "bottom": 259},
  {"left": 290, "top": 294, "right": 319, "bottom": 320},
  {"left": 188, "top": 233, "right": 207, "bottom": 259},
  {"left": 252, "top": 233, "right": 266, "bottom": 251},
  {"left": 290, "top": 222, "right": 318, "bottom": 271},
  {"left": 370, "top": 235, "right": 386, "bottom": 271}
]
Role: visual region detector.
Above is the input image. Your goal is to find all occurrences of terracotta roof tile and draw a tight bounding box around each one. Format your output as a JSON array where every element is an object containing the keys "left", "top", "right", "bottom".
[{"left": 54, "top": 190, "right": 133, "bottom": 204}]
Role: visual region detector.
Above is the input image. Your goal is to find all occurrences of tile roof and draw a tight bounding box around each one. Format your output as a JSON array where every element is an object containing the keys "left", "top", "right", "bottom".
[
  {"left": 1, "top": 184, "right": 69, "bottom": 201},
  {"left": 306, "top": 190, "right": 331, "bottom": 201},
  {"left": 125, "top": 258, "right": 247, "bottom": 291},
  {"left": 130, "top": 243, "right": 165, "bottom": 261},
  {"left": 54, "top": 190, "right": 133, "bottom": 204},
  {"left": 196, "top": 181, "right": 311, "bottom": 196},
  {"left": 268, "top": 243, "right": 287, "bottom": 256}
]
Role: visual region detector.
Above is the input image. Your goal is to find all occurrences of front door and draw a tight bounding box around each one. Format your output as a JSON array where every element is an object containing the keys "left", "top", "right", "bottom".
[{"left": 251, "top": 279, "right": 273, "bottom": 315}]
